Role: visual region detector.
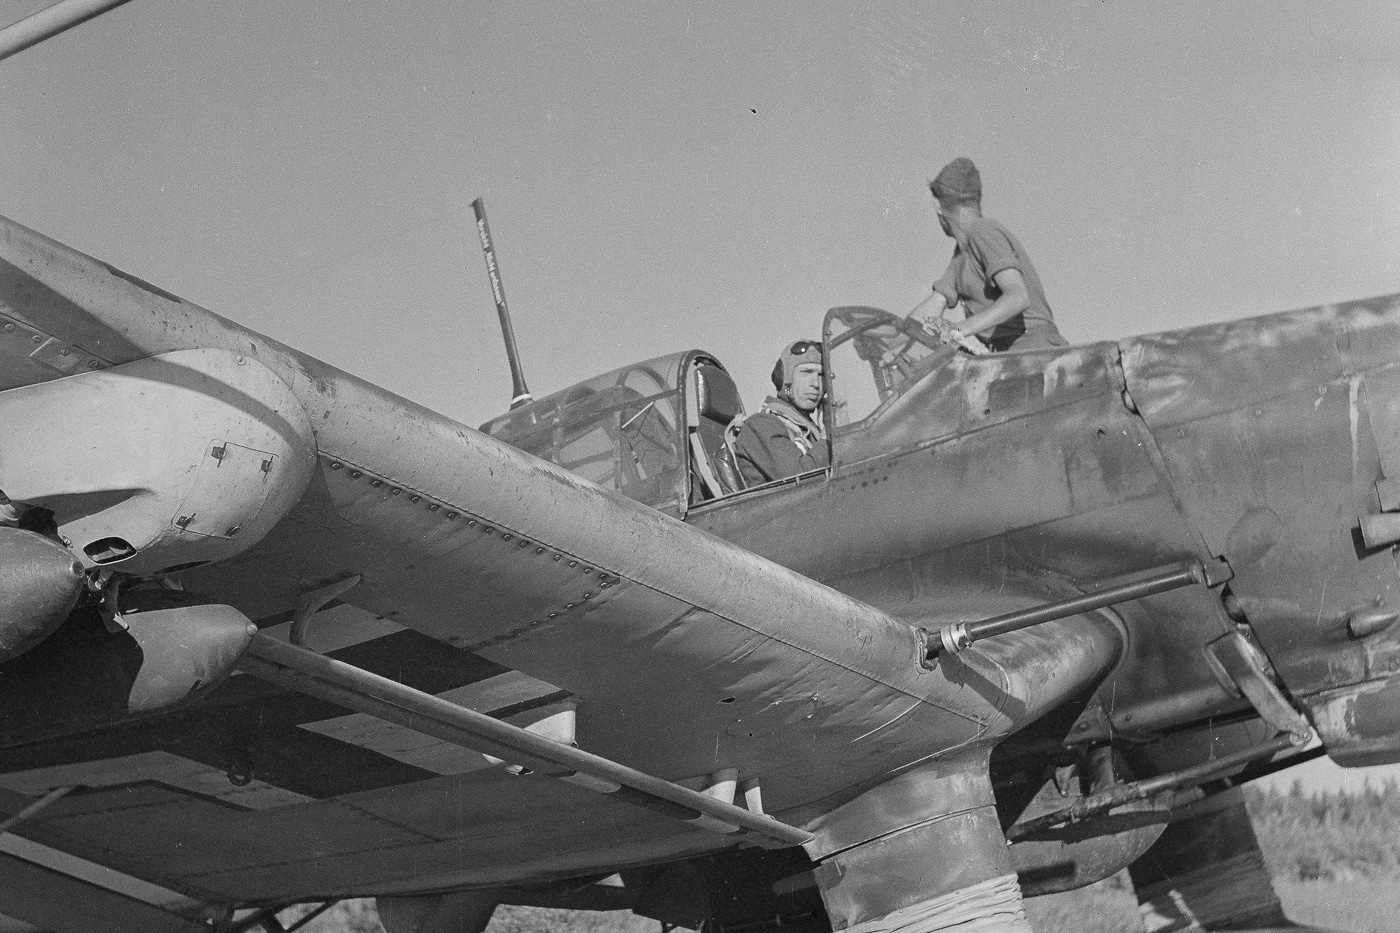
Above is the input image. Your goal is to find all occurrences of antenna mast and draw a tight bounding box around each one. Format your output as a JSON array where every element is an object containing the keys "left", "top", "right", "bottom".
[{"left": 471, "top": 197, "right": 532, "bottom": 409}]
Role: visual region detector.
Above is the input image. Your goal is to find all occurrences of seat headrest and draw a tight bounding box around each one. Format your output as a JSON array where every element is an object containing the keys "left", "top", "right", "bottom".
[{"left": 694, "top": 365, "right": 742, "bottom": 423}]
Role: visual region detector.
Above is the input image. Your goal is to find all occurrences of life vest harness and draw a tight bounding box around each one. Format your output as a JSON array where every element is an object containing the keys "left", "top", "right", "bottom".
[
  {"left": 757, "top": 405, "right": 824, "bottom": 457},
  {"left": 714, "top": 403, "right": 825, "bottom": 494}
]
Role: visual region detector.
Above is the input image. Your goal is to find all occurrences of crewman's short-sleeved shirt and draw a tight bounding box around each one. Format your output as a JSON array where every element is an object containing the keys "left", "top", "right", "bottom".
[{"left": 933, "top": 216, "right": 1066, "bottom": 352}]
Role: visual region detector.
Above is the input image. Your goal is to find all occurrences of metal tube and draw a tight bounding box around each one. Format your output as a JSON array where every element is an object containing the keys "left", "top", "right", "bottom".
[
  {"left": 285, "top": 902, "right": 338, "bottom": 933},
  {"left": 240, "top": 634, "right": 811, "bottom": 847},
  {"left": 238, "top": 653, "right": 566, "bottom": 773},
  {"left": 933, "top": 559, "right": 1207, "bottom": 657},
  {"left": 1006, "top": 732, "right": 1297, "bottom": 841},
  {"left": 471, "top": 198, "right": 532, "bottom": 409},
  {"left": 0, "top": 784, "right": 76, "bottom": 835},
  {"left": 0, "top": 0, "right": 132, "bottom": 63}
]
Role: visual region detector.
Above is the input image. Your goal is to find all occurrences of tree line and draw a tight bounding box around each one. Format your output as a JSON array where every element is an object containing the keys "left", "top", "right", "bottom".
[{"left": 1245, "top": 780, "right": 1400, "bottom": 881}]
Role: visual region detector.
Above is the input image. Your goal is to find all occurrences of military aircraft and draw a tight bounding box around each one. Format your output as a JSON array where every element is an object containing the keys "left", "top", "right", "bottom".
[{"left": 4, "top": 201, "right": 1398, "bottom": 933}]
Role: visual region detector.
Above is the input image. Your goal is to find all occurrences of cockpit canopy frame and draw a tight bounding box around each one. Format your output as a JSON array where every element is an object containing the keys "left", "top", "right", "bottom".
[
  {"left": 822, "top": 305, "right": 957, "bottom": 430},
  {"left": 479, "top": 308, "right": 954, "bottom": 515},
  {"left": 480, "top": 350, "right": 744, "bottom": 515}
]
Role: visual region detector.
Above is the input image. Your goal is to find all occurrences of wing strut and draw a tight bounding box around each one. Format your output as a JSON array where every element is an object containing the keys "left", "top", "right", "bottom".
[
  {"left": 929, "top": 559, "right": 1210, "bottom": 658},
  {"left": 0, "top": 785, "right": 75, "bottom": 835},
  {"left": 1006, "top": 731, "right": 1301, "bottom": 841},
  {"left": 239, "top": 634, "right": 812, "bottom": 849}
]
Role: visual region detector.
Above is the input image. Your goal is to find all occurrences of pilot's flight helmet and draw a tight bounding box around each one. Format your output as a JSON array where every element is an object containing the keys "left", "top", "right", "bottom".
[{"left": 771, "top": 340, "right": 824, "bottom": 391}]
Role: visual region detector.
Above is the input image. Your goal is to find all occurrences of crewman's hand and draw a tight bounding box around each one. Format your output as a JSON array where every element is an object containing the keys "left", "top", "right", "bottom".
[
  {"left": 951, "top": 329, "right": 990, "bottom": 356},
  {"left": 912, "top": 291, "right": 950, "bottom": 331},
  {"left": 920, "top": 306, "right": 947, "bottom": 330}
]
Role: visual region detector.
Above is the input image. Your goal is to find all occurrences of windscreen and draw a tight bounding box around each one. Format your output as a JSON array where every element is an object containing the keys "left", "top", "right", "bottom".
[
  {"left": 480, "top": 354, "right": 687, "bottom": 510},
  {"left": 823, "top": 306, "right": 956, "bottom": 427}
]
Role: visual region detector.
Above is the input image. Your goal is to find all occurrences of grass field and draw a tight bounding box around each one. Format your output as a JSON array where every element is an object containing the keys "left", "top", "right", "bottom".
[
  {"left": 291, "top": 783, "right": 1400, "bottom": 933},
  {"left": 1276, "top": 879, "right": 1400, "bottom": 933},
  {"left": 298, "top": 879, "right": 1400, "bottom": 933}
]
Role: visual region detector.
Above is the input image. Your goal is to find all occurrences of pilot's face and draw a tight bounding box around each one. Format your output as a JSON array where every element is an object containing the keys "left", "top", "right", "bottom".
[{"left": 789, "top": 363, "right": 825, "bottom": 413}]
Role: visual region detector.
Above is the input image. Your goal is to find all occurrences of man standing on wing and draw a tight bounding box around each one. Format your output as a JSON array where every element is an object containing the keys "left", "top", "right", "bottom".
[
  {"left": 915, "top": 157, "right": 1068, "bottom": 353},
  {"left": 733, "top": 340, "right": 830, "bottom": 487}
]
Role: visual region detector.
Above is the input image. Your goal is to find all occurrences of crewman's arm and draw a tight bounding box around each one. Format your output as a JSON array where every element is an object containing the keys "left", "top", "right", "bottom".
[
  {"left": 910, "top": 290, "right": 950, "bottom": 329},
  {"left": 951, "top": 267, "right": 1030, "bottom": 340}
]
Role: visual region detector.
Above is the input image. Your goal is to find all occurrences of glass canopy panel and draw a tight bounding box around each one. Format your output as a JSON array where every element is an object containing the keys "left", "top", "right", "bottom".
[
  {"left": 822, "top": 306, "right": 956, "bottom": 427},
  {"left": 479, "top": 353, "right": 687, "bottom": 510}
]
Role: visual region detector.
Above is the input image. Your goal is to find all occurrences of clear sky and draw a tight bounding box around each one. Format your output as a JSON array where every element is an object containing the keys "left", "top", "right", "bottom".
[
  {"left": 4, "top": 1, "right": 1400, "bottom": 425},
  {"left": 4, "top": 1, "right": 1400, "bottom": 788}
]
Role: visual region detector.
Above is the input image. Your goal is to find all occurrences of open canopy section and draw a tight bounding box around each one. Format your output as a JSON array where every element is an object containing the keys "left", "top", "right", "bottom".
[{"left": 823, "top": 306, "right": 957, "bottom": 427}]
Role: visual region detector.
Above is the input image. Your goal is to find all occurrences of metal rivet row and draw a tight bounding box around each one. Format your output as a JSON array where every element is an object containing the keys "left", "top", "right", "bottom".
[{"left": 324, "top": 456, "right": 612, "bottom": 642}]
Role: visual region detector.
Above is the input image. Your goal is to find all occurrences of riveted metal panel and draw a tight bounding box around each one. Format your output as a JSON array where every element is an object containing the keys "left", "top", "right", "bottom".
[
  {"left": 1361, "top": 363, "right": 1400, "bottom": 485},
  {"left": 1122, "top": 299, "right": 1400, "bottom": 708},
  {"left": 1119, "top": 304, "right": 1349, "bottom": 429},
  {"left": 176, "top": 442, "right": 277, "bottom": 539},
  {"left": 0, "top": 292, "right": 112, "bottom": 390}
]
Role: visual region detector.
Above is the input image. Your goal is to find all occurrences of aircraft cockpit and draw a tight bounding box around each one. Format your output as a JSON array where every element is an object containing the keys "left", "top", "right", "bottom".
[
  {"left": 479, "top": 351, "right": 749, "bottom": 516},
  {"left": 824, "top": 306, "right": 1117, "bottom": 463},
  {"left": 478, "top": 310, "right": 975, "bottom": 517}
]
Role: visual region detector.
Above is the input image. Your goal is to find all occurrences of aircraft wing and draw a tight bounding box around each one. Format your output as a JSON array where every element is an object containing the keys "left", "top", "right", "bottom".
[{"left": 0, "top": 215, "right": 1121, "bottom": 919}]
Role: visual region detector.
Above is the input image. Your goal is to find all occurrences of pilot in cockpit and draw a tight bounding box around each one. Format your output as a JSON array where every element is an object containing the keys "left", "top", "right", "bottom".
[
  {"left": 913, "top": 157, "right": 1068, "bottom": 354},
  {"left": 731, "top": 341, "right": 830, "bottom": 487}
]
